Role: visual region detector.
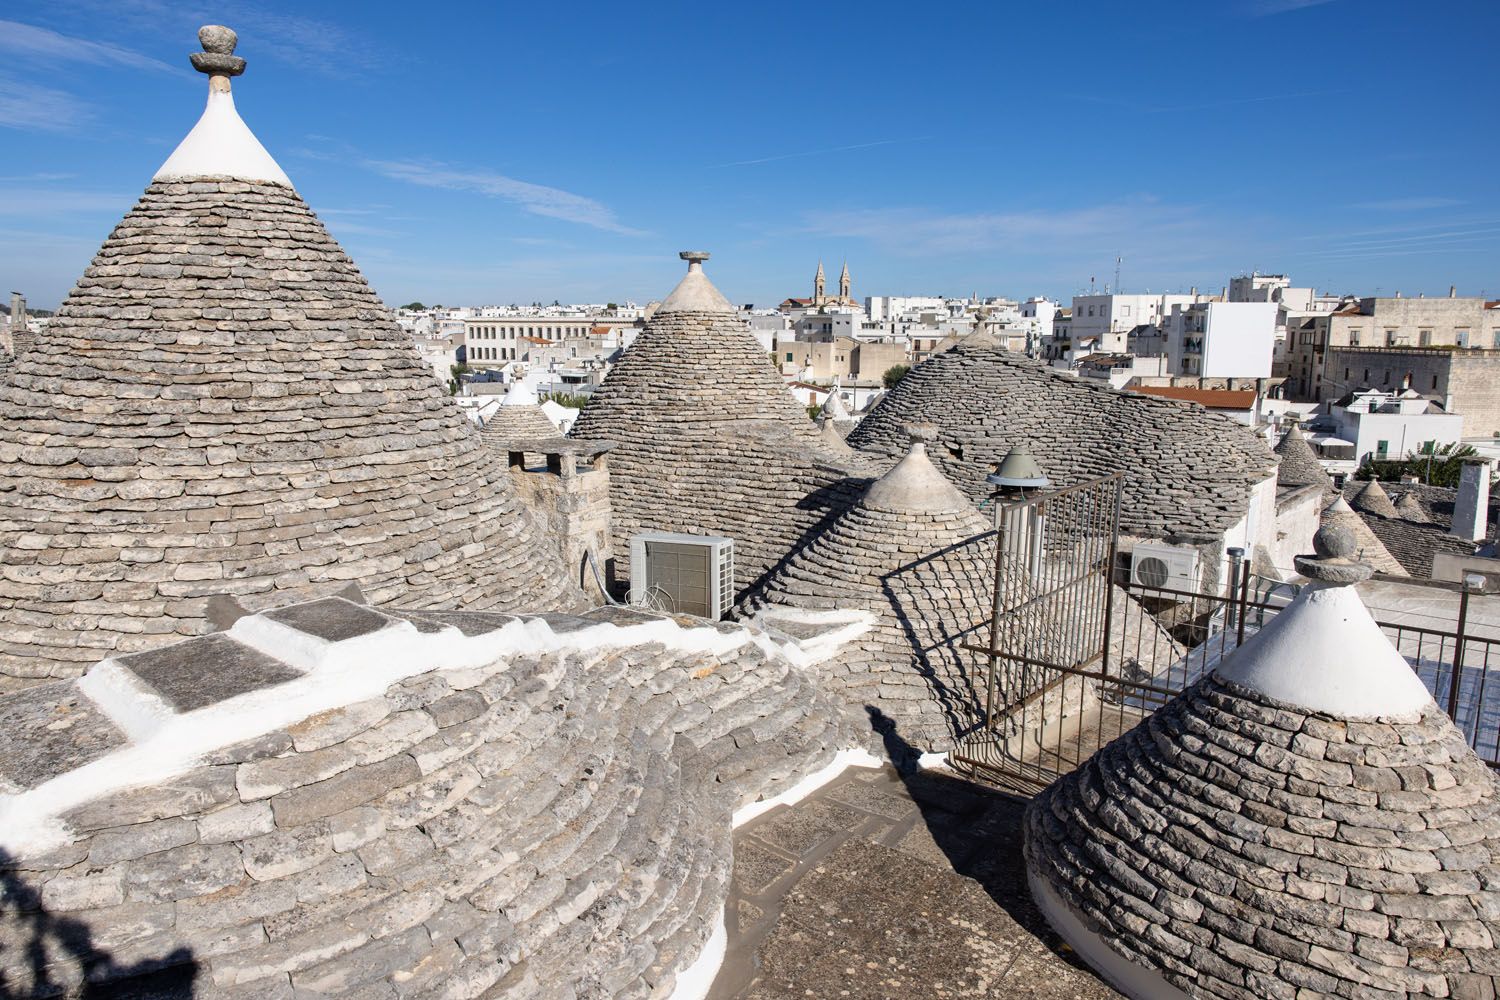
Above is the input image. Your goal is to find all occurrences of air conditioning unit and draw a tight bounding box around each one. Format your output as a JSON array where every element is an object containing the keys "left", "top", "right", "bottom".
[
  {"left": 1130, "top": 542, "right": 1201, "bottom": 595},
  {"left": 629, "top": 532, "right": 735, "bottom": 620}
]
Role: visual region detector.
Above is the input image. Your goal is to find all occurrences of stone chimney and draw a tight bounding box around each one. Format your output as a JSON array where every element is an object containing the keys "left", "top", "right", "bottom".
[
  {"left": 7, "top": 291, "right": 28, "bottom": 358},
  {"left": 1451, "top": 459, "right": 1491, "bottom": 543},
  {"left": 504, "top": 439, "right": 617, "bottom": 600},
  {"left": 1450, "top": 285, "right": 1457, "bottom": 298}
]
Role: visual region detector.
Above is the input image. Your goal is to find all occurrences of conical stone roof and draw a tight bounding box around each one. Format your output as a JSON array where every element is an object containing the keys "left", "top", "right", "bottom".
[
  {"left": 1322, "top": 496, "right": 1408, "bottom": 577},
  {"left": 1394, "top": 489, "right": 1433, "bottom": 524},
  {"left": 0, "top": 29, "right": 579, "bottom": 684},
  {"left": 844, "top": 339, "right": 1276, "bottom": 542},
  {"left": 1354, "top": 477, "right": 1400, "bottom": 518},
  {"left": 1026, "top": 522, "right": 1500, "bottom": 1000},
  {"left": 1274, "top": 422, "right": 1333, "bottom": 493},
  {"left": 746, "top": 427, "right": 996, "bottom": 748},
  {"left": 570, "top": 252, "right": 874, "bottom": 596},
  {"left": 479, "top": 379, "right": 559, "bottom": 447},
  {"left": 749, "top": 426, "right": 1183, "bottom": 750}
]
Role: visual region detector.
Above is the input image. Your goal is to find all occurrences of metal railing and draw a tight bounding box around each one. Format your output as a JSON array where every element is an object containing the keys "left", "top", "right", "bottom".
[{"left": 1113, "top": 561, "right": 1500, "bottom": 767}]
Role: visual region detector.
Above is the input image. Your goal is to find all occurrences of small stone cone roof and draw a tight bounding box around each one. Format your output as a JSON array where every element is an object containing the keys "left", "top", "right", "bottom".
[
  {"left": 570, "top": 253, "right": 873, "bottom": 596},
  {"left": 1026, "top": 525, "right": 1500, "bottom": 1000},
  {"left": 1394, "top": 489, "right": 1434, "bottom": 524},
  {"left": 822, "top": 385, "right": 854, "bottom": 423},
  {"left": 1322, "top": 496, "right": 1408, "bottom": 577},
  {"left": 1274, "top": 422, "right": 1333, "bottom": 492},
  {"left": 844, "top": 338, "right": 1276, "bottom": 543},
  {"left": 480, "top": 380, "right": 559, "bottom": 444},
  {"left": 1353, "top": 477, "right": 1399, "bottom": 518},
  {"left": 0, "top": 28, "right": 579, "bottom": 683},
  {"left": 747, "top": 431, "right": 996, "bottom": 746}
]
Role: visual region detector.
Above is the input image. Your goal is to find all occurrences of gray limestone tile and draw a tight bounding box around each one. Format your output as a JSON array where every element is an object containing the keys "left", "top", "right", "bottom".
[
  {"left": 118, "top": 634, "right": 302, "bottom": 712},
  {"left": 0, "top": 681, "right": 126, "bottom": 790},
  {"left": 264, "top": 598, "right": 392, "bottom": 643},
  {"left": 529, "top": 613, "right": 598, "bottom": 634},
  {"left": 822, "top": 778, "right": 918, "bottom": 821},
  {"left": 578, "top": 606, "right": 664, "bottom": 627},
  {"left": 386, "top": 610, "right": 516, "bottom": 638},
  {"left": 743, "top": 799, "right": 866, "bottom": 859},
  {"left": 731, "top": 841, "right": 797, "bottom": 897}
]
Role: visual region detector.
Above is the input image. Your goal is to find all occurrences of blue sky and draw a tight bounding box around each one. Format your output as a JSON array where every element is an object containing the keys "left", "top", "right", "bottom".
[{"left": 1, "top": 0, "right": 1497, "bottom": 309}]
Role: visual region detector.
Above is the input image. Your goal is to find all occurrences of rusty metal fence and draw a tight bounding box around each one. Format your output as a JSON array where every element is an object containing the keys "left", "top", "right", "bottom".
[{"left": 953, "top": 477, "right": 1500, "bottom": 790}]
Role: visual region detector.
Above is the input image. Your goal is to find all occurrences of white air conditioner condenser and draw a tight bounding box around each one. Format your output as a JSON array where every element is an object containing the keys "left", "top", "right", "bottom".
[
  {"left": 629, "top": 532, "right": 735, "bottom": 620},
  {"left": 1129, "top": 542, "right": 1201, "bottom": 595}
]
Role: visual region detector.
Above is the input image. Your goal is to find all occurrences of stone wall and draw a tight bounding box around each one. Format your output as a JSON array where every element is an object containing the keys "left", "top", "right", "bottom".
[
  {"left": 1325, "top": 346, "right": 1500, "bottom": 438},
  {"left": 505, "top": 449, "right": 614, "bottom": 603},
  {"left": 0, "top": 602, "right": 853, "bottom": 998}
]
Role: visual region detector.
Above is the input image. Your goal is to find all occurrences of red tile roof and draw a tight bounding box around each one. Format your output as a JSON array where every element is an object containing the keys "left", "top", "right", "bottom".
[{"left": 1132, "top": 386, "right": 1258, "bottom": 409}]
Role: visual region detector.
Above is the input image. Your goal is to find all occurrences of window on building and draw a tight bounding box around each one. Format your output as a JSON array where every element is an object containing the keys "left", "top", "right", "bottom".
[
  {"left": 1344, "top": 368, "right": 1350, "bottom": 380},
  {"left": 1457, "top": 328, "right": 1471, "bottom": 348},
  {"left": 1121, "top": 305, "right": 1131, "bottom": 317},
  {"left": 1376, "top": 440, "right": 1389, "bottom": 458},
  {"left": 1419, "top": 330, "right": 1433, "bottom": 347},
  {"left": 1363, "top": 368, "right": 1369, "bottom": 382},
  {"left": 1383, "top": 371, "right": 1391, "bottom": 385},
  {"left": 1432, "top": 374, "right": 1439, "bottom": 390},
  {"left": 785, "top": 352, "right": 794, "bottom": 362}
]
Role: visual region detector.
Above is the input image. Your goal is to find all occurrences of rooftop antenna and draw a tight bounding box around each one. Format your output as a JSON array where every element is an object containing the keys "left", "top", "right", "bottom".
[{"left": 1113, "top": 256, "right": 1122, "bottom": 295}]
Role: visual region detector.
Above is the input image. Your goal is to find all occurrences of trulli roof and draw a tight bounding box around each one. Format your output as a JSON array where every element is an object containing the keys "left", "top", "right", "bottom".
[
  {"left": 0, "top": 30, "right": 579, "bottom": 684},
  {"left": 844, "top": 339, "right": 1276, "bottom": 542}
]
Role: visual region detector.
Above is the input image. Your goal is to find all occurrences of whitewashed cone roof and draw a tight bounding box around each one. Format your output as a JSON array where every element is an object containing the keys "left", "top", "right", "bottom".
[
  {"left": 1026, "top": 523, "right": 1500, "bottom": 1000},
  {"left": 0, "top": 26, "right": 579, "bottom": 684}
]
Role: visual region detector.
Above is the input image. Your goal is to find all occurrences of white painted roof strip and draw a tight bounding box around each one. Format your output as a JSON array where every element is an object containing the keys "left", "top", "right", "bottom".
[
  {"left": 154, "top": 89, "right": 292, "bottom": 186},
  {"left": 1215, "top": 581, "right": 1434, "bottom": 719}
]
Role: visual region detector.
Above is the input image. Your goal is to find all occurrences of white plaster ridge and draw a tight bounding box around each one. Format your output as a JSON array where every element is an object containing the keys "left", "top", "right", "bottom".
[
  {"left": 658, "top": 260, "right": 734, "bottom": 314},
  {"left": 0, "top": 606, "right": 869, "bottom": 856},
  {"left": 1214, "top": 581, "right": 1433, "bottom": 719},
  {"left": 154, "top": 89, "right": 292, "bottom": 186}
]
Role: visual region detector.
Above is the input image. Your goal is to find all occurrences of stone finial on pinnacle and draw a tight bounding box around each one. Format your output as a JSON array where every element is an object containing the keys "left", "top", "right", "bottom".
[
  {"left": 1294, "top": 521, "right": 1373, "bottom": 585},
  {"left": 190, "top": 25, "right": 246, "bottom": 85},
  {"left": 905, "top": 422, "right": 939, "bottom": 447},
  {"left": 679, "top": 250, "right": 710, "bottom": 271}
]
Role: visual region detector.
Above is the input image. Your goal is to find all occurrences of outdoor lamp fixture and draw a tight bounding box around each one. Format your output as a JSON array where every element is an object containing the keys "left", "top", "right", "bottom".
[{"left": 987, "top": 445, "right": 1051, "bottom": 501}]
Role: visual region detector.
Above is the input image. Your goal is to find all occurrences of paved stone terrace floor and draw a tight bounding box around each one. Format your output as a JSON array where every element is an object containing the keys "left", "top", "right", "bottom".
[{"left": 708, "top": 763, "right": 1120, "bottom": 1000}]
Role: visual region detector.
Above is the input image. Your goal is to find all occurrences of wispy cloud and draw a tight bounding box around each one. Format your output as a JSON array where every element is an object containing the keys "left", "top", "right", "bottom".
[
  {"left": 0, "top": 19, "right": 175, "bottom": 73},
  {"left": 0, "top": 187, "right": 134, "bottom": 215},
  {"left": 1351, "top": 197, "right": 1465, "bottom": 212},
  {"left": 367, "top": 160, "right": 644, "bottom": 236},
  {"left": 802, "top": 197, "right": 1206, "bottom": 257},
  {"left": 709, "top": 137, "right": 932, "bottom": 169},
  {"left": 1244, "top": 0, "right": 1336, "bottom": 15},
  {"left": 0, "top": 77, "right": 92, "bottom": 132}
]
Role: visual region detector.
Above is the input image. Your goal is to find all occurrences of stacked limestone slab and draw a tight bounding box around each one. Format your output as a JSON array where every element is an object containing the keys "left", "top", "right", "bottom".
[
  {"left": 569, "top": 254, "right": 875, "bottom": 596},
  {"left": 1323, "top": 496, "right": 1408, "bottom": 578},
  {"left": 845, "top": 340, "right": 1277, "bottom": 542},
  {"left": 1273, "top": 423, "right": 1334, "bottom": 494},
  {"left": 744, "top": 429, "right": 999, "bottom": 748},
  {"left": 1026, "top": 521, "right": 1500, "bottom": 999},
  {"left": 0, "top": 48, "right": 579, "bottom": 685},
  {"left": 478, "top": 380, "right": 559, "bottom": 450},
  {"left": 0, "top": 598, "right": 854, "bottom": 998}
]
